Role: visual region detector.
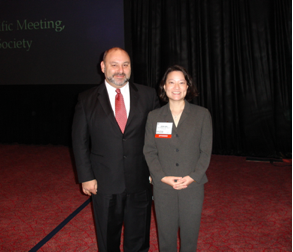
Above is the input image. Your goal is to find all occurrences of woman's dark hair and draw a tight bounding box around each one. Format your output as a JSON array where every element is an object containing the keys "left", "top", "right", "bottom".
[{"left": 158, "top": 65, "right": 198, "bottom": 102}]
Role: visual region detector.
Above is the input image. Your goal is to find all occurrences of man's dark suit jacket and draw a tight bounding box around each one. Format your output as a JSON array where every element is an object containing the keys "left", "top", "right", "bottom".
[{"left": 72, "top": 82, "right": 160, "bottom": 194}]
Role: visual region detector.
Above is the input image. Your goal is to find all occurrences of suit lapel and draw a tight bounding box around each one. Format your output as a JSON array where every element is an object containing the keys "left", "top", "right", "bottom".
[
  {"left": 178, "top": 100, "right": 191, "bottom": 126},
  {"left": 97, "top": 82, "right": 139, "bottom": 134},
  {"left": 175, "top": 101, "right": 193, "bottom": 141},
  {"left": 96, "top": 83, "right": 121, "bottom": 132},
  {"left": 162, "top": 101, "right": 191, "bottom": 133},
  {"left": 162, "top": 104, "right": 173, "bottom": 123},
  {"left": 124, "top": 83, "right": 138, "bottom": 131}
]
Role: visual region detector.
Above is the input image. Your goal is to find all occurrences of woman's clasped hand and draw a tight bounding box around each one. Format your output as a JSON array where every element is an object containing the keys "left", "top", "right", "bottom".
[{"left": 161, "top": 176, "right": 195, "bottom": 190}]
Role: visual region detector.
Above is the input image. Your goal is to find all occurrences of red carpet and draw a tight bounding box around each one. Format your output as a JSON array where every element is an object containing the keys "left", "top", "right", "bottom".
[{"left": 0, "top": 144, "right": 291, "bottom": 251}]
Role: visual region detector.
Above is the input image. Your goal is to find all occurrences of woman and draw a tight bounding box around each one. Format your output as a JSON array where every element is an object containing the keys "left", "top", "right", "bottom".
[{"left": 143, "top": 65, "right": 213, "bottom": 251}]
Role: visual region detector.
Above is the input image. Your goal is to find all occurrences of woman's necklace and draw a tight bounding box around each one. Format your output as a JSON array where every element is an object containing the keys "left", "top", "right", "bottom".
[
  {"left": 170, "top": 101, "right": 185, "bottom": 126},
  {"left": 171, "top": 109, "right": 183, "bottom": 127},
  {"left": 173, "top": 111, "right": 183, "bottom": 119}
]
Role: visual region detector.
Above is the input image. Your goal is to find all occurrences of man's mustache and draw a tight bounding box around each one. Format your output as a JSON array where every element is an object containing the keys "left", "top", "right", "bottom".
[{"left": 113, "top": 73, "right": 126, "bottom": 77}]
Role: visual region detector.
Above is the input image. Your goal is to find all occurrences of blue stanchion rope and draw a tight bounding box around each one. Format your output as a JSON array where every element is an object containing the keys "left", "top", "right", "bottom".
[{"left": 29, "top": 198, "right": 91, "bottom": 252}]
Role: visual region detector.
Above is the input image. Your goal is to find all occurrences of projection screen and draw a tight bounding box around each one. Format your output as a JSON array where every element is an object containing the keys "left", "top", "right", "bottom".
[{"left": 0, "top": 0, "right": 124, "bottom": 84}]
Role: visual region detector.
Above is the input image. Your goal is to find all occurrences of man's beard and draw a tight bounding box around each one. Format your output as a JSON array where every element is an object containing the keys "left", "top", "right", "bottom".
[{"left": 107, "top": 73, "right": 130, "bottom": 86}]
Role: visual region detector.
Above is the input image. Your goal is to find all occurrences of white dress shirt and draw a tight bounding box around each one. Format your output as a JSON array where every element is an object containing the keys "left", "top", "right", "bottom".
[{"left": 105, "top": 80, "right": 130, "bottom": 118}]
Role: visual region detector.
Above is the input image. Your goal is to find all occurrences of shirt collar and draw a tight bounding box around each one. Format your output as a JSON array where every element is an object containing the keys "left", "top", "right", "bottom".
[{"left": 105, "top": 80, "right": 129, "bottom": 95}]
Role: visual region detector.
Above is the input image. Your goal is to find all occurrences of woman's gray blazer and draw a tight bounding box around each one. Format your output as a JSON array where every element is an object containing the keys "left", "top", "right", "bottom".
[{"left": 143, "top": 101, "right": 213, "bottom": 190}]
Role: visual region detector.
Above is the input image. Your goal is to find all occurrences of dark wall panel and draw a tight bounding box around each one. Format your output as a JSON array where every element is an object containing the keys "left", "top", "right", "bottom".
[{"left": 0, "top": 84, "right": 95, "bottom": 145}]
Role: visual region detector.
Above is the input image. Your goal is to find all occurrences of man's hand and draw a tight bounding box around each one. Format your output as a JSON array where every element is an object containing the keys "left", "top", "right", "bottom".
[
  {"left": 82, "top": 179, "right": 98, "bottom": 196},
  {"left": 149, "top": 176, "right": 153, "bottom": 184}
]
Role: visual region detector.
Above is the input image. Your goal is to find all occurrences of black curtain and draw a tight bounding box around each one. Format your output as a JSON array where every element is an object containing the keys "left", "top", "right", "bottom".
[
  {"left": 0, "top": 84, "right": 95, "bottom": 146},
  {"left": 124, "top": 0, "right": 291, "bottom": 157}
]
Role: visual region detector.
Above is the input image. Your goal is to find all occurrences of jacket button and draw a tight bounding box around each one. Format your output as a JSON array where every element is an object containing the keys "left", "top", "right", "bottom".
[
  {"left": 176, "top": 163, "right": 179, "bottom": 166},
  {"left": 176, "top": 149, "right": 179, "bottom": 152},
  {"left": 176, "top": 134, "right": 179, "bottom": 137},
  {"left": 123, "top": 156, "right": 127, "bottom": 159}
]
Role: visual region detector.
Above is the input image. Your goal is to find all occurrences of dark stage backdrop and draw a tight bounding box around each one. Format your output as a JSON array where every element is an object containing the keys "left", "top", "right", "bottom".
[
  {"left": 0, "top": 0, "right": 124, "bottom": 84},
  {"left": 0, "top": 0, "right": 291, "bottom": 158},
  {"left": 124, "top": 0, "right": 292, "bottom": 157},
  {"left": 0, "top": 0, "right": 124, "bottom": 146},
  {"left": 0, "top": 84, "right": 95, "bottom": 145}
]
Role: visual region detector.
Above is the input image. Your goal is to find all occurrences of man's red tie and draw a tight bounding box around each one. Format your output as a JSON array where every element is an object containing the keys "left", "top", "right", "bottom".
[{"left": 115, "top": 88, "right": 127, "bottom": 133}]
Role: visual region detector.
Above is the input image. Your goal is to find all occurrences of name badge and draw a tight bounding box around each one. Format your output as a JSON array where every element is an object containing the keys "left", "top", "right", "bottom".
[{"left": 155, "top": 122, "right": 173, "bottom": 138}]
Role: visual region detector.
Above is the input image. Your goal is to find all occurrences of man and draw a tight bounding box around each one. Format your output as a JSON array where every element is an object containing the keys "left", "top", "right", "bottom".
[{"left": 72, "top": 47, "right": 160, "bottom": 252}]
